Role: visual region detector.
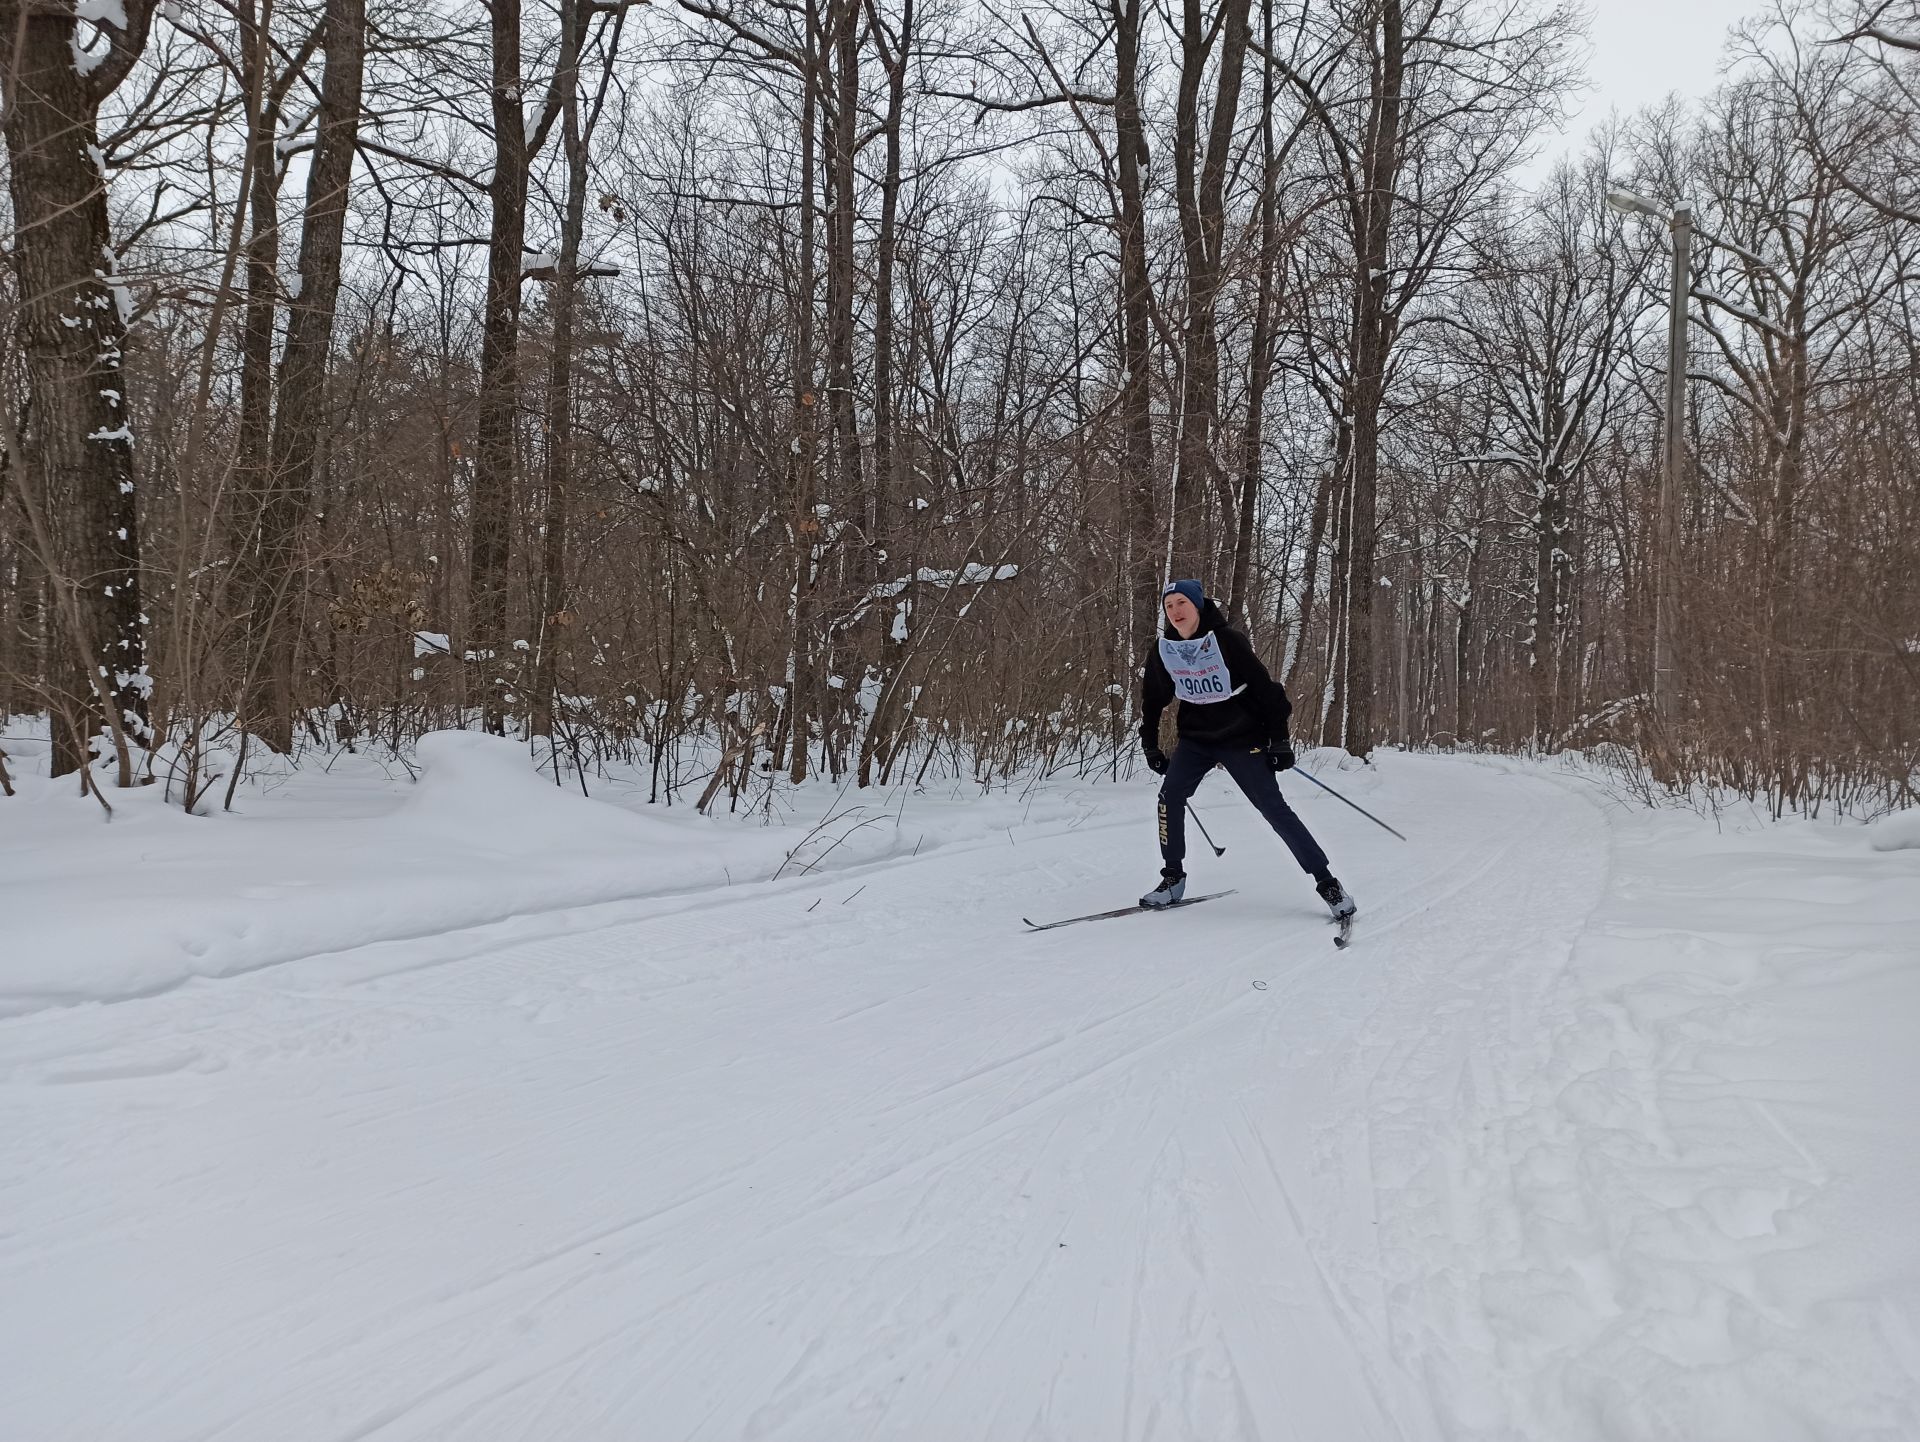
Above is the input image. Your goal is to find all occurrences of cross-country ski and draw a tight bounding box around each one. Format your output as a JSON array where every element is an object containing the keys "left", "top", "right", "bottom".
[{"left": 1022, "top": 888, "right": 1237, "bottom": 931}]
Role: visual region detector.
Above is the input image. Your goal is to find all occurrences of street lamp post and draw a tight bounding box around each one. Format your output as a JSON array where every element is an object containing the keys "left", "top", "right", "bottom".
[{"left": 1607, "top": 187, "right": 1692, "bottom": 731}]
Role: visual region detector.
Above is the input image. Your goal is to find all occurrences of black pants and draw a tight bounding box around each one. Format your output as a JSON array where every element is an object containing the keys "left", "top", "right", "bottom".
[{"left": 1158, "top": 739, "right": 1330, "bottom": 878}]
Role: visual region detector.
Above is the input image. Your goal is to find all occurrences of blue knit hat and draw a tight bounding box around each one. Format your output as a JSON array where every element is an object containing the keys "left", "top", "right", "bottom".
[{"left": 1162, "top": 579, "right": 1205, "bottom": 610}]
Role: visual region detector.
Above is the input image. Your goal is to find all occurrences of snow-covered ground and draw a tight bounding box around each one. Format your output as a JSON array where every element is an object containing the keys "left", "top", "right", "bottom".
[{"left": 3, "top": 735, "right": 1917, "bottom": 1440}]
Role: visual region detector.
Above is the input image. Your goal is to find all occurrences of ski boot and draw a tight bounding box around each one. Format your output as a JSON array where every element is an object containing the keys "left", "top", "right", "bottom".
[
  {"left": 1140, "top": 870, "right": 1187, "bottom": 909},
  {"left": 1316, "top": 874, "right": 1357, "bottom": 948},
  {"left": 1315, "top": 875, "right": 1357, "bottom": 920}
]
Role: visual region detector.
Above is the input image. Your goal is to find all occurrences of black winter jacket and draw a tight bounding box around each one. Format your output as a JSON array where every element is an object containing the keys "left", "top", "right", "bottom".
[{"left": 1139, "top": 600, "right": 1293, "bottom": 753}]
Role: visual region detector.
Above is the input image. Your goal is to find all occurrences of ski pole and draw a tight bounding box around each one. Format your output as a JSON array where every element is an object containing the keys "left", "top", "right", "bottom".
[
  {"left": 1186, "top": 803, "right": 1225, "bottom": 856},
  {"left": 1288, "top": 766, "right": 1409, "bottom": 842}
]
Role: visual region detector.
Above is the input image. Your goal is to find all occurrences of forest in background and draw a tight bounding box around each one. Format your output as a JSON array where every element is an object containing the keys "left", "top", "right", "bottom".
[{"left": 1, "top": 0, "right": 1915, "bottom": 816}]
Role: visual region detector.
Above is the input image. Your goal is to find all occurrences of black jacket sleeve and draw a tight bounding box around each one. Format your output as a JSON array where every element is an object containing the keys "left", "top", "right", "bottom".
[
  {"left": 1216, "top": 628, "right": 1292, "bottom": 746},
  {"left": 1139, "top": 645, "right": 1173, "bottom": 752}
]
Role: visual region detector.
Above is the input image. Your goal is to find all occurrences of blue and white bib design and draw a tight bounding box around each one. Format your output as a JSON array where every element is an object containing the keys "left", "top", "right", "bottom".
[{"left": 1159, "top": 633, "right": 1244, "bottom": 705}]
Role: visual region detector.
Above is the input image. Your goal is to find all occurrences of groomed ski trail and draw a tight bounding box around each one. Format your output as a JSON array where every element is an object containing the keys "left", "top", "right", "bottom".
[{"left": 3, "top": 756, "right": 1611, "bottom": 1441}]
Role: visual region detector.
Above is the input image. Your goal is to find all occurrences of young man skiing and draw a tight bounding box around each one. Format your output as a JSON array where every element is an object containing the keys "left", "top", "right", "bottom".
[{"left": 1138, "top": 579, "right": 1356, "bottom": 923}]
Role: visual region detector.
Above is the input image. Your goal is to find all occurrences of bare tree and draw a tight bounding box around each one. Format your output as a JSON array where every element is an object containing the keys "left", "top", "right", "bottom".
[
  {"left": 1, "top": 0, "right": 158, "bottom": 781},
  {"left": 1448, "top": 157, "right": 1648, "bottom": 744},
  {"left": 1277, "top": 0, "right": 1579, "bottom": 755},
  {"left": 229, "top": 0, "right": 367, "bottom": 752}
]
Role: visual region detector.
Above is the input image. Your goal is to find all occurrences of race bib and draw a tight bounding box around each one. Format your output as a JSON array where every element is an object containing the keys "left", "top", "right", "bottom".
[{"left": 1159, "top": 633, "right": 1243, "bottom": 705}]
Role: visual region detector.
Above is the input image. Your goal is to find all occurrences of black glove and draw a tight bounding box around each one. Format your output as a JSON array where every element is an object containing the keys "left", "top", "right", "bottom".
[
  {"left": 1144, "top": 746, "right": 1169, "bottom": 775},
  {"left": 1265, "top": 741, "right": 1296, "bottom": 772}
]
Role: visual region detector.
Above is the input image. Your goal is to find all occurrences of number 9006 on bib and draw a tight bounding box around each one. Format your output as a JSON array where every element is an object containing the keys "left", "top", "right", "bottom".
[{"left": 1158, "top": 633, "right": 1242, "bottom": 706}]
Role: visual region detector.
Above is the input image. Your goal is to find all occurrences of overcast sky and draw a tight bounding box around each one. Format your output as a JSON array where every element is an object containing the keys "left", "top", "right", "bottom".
[{"left": 1519, "top": 0, "right": 1765, "bottom": 182}]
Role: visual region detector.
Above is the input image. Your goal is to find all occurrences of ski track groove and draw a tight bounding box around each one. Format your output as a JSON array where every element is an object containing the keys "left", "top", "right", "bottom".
[
  {"left": 158, "top": 954, "right": 1294, "bottom": 1439},
  {"left": 1323, "top": 768, "right": 1618, "bottom": 1439},
  {"left": 3, "top": 756, "right": 1688, "bottom": 1442},
  {"left": 327, "top": 955, "right": 1334, "bottom": 1437}
]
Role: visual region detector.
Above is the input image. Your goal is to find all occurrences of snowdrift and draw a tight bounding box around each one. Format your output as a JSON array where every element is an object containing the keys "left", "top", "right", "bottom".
[
  {"left": 0, "top": 730, "right": 789, "bottom": 1014},
  {"left": 1867, "top": 806, "right": 1920, "bottom": 852}
]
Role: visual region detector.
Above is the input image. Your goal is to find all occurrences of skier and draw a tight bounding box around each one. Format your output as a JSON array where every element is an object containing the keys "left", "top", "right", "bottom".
[{"left": 1138, "top": 579, "right": 1356, "bottom": 923}]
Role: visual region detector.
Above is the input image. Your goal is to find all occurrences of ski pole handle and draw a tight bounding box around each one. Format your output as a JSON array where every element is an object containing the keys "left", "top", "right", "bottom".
[{"left": 1288, "top": 766, "right": 1409, "bottom": 841}]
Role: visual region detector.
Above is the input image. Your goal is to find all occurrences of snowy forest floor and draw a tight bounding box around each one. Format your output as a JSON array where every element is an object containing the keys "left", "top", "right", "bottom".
[{"left": 3, "top": 735, "right": 1918, "bottom": 1441}]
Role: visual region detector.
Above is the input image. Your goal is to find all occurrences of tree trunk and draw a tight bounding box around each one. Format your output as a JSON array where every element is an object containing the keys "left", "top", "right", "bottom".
[
  {"left": 787, "top": 9, "right": 822, "bottom": 784},
  {"left": 530, "top": 0, "right": 589, "bottom": 741},
  {"left": 1171, "top": 0, "right": 1255, "bottom": 574},
  {"left": 246, "top": 0, "right": 367, "bottom": 752},
  {"left": 1283, "top": 458, "right": 1335, "bottom": 689},
  {"left": 1341, "top": 0, "right": 1403, "bottom": 759},
  {"left": 857, "top": 0, "right": 912, "bottom": 788},
  {"left": 825, "top": 0, "right": 860, "bottom": 516},
  {"left": 1532, "top": 458, "right": 1565, "bottom": 747},
  {"left": 1455, "top": 522, "right": 1484, "bottom": 744},
  {"left": 1761, "top": 329, "right": 1806, "bottom": 782},
  {"left": 1321, "top": 457, "right": 1351, "bottom": 746},
  {"left": 1228, "top": 0, "right": 1279, "bottom": 620},
  {"left": 229, "top": 0, "right": 284, "bottom": 726},
  {"left": 470, "top": 0, "right": 532, "bottom": 734},
  {"left": 1113, "top": 0, "right": 1158, "bottom": 635},
  {"left": 0, "top": 0, "right": 157, "bottom": 782},
  {"left": 9, "top": 521, "right": 46, "bottom": 713},
  {"left": 821, "top": 0, "right": 861, "bottom": 760}
]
